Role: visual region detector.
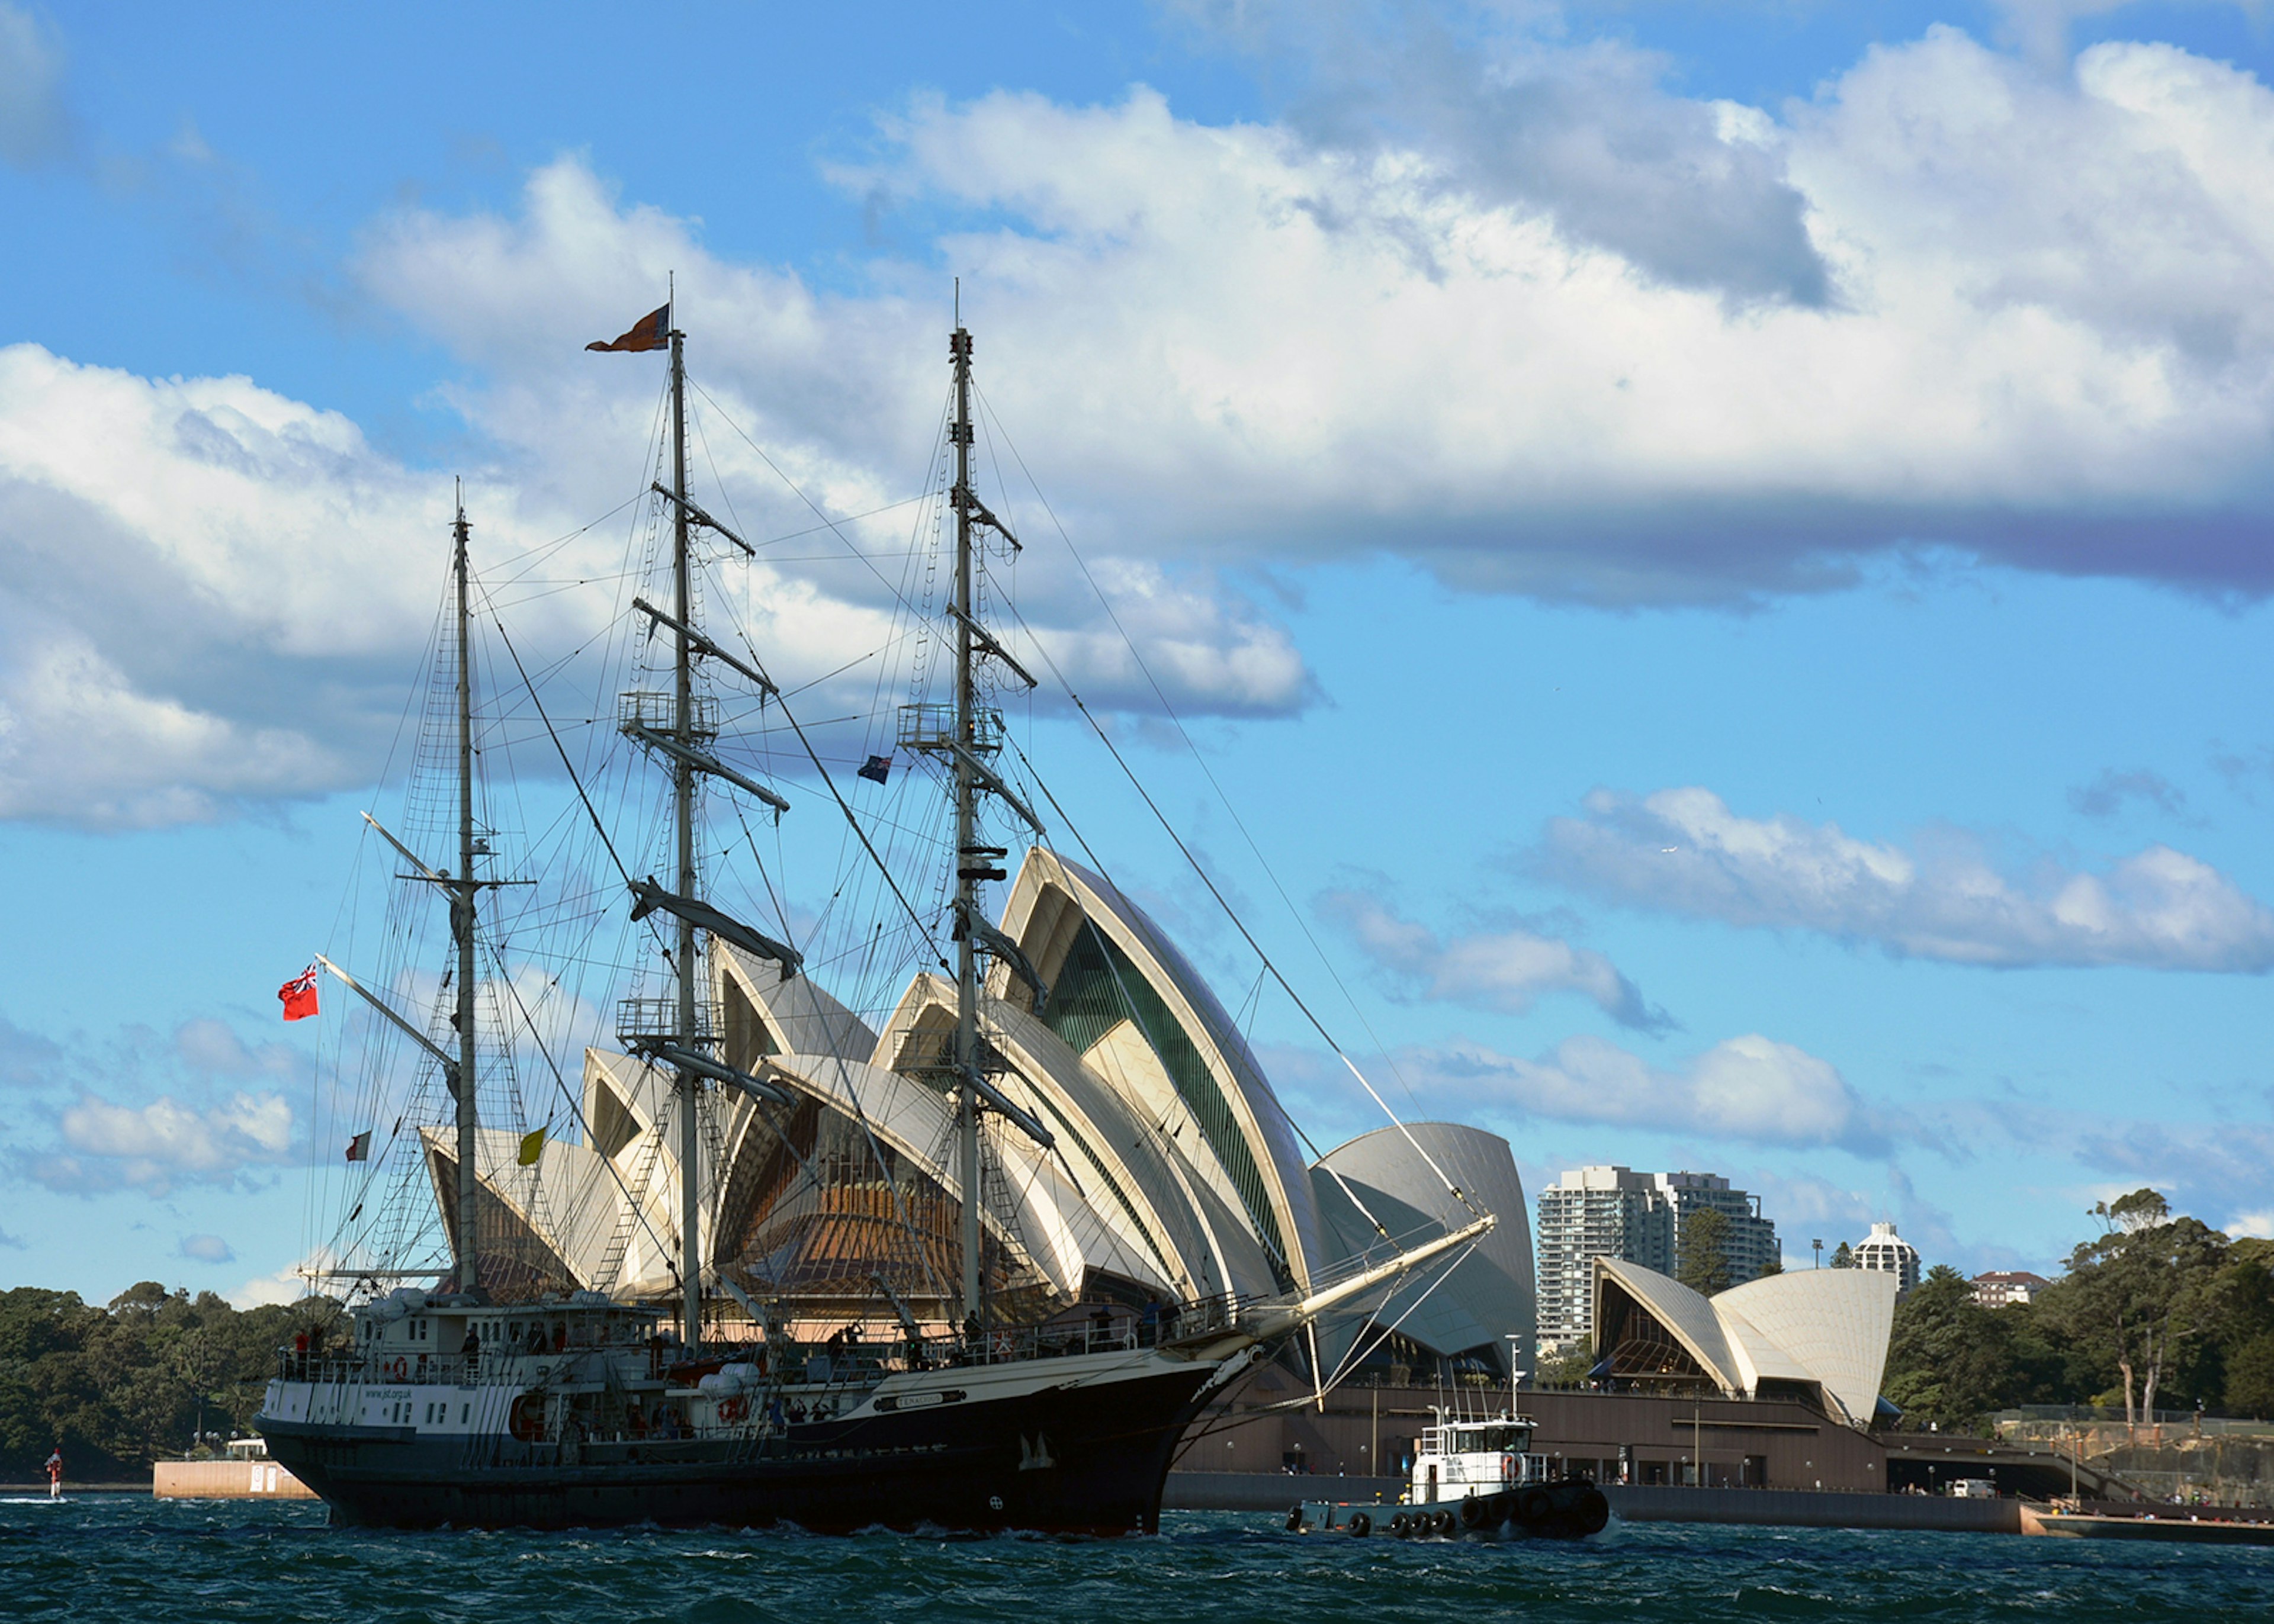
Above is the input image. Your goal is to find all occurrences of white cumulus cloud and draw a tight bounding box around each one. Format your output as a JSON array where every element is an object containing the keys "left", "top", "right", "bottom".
[
  {"left": 27, "top": 23, "right": 2274, "bottom": 822},
  {"left": 43, "top": 1089, "right": 294, "bottom": 1192},
  {"left": 1319, "top": 889, "right": 1672, "bottom": 1032},
  {"left": 1536, "top": 786, "right": 2274, "bottom": 971},
  {"left": 1414, "top": 1031, "right": 1893, "bottom": 1155}
]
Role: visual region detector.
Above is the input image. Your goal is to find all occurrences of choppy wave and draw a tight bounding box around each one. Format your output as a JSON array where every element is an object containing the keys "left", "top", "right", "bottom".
[{"left": 3, "top": 1497, "right": 2269, "bottom": 1622}]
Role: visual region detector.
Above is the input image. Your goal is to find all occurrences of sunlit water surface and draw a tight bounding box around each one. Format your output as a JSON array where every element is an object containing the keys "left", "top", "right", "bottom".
[{"left": 5, "top": 1494, "right": 2270, "bottom": 1622}]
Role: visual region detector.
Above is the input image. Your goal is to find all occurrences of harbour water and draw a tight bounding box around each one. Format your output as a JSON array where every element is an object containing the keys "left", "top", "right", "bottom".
[{"left": 5, "top": 1495, "right": 2269, "bottom": 1622}]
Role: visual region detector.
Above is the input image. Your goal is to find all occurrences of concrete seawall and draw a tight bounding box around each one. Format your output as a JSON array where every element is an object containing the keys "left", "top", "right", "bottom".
[
  {"left": 152, "top": 1460, "right": 317, "bottom": 1500},
  {"left": 1607, "top": 1484, "right": 2021, "bottom": 1533},
  {"left": 1164, "top": 1473, "right": 2024, "bottom": 1533}
]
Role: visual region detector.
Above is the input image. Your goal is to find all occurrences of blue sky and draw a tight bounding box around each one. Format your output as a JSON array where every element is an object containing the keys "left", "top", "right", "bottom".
[{"left": 5, "top": 0, "right": 2274, "bottom": 1305}]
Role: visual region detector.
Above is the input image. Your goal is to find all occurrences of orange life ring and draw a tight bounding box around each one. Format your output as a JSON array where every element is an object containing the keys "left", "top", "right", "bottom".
[
  {"left": 390, "top": 1358, "right": 408, "bottom": 1381},
  {"left": 1501, "top": 1453, "right": 1515, "bottom": 1484},
  {"left": 717, "top": 1396, "right": 747, "bottom": 1424}
]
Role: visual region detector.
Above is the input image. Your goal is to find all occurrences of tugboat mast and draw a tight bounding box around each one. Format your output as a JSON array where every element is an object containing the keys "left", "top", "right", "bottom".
[
  {"left": 450, "top": 490, "right": 481, "bottom": 1298},
  {"left": 669, "top": 313, "right": 704, "bottom": 1358},
  {"left": 950, "top": 310, "right": 984, "bottom": 1330}
]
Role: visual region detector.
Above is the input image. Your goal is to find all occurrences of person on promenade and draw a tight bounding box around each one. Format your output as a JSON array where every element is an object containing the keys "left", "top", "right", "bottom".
[{"left": 44, "top": 1447, "right": 62, "bottom": 1500}]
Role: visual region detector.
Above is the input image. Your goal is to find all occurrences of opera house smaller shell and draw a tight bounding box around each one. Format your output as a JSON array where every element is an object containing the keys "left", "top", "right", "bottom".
[{"left": 1592, "top": 1256, "right": 1897, "bottom": 1426}]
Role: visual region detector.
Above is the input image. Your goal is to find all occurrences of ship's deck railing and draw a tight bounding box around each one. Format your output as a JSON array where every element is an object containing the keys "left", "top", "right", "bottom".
[
  {"left": 274, "top": 1351, "right": 496, "bottom": 1385},
  {"left": 272, "top": 1290, "right": 1260, "bottom": 1388}
]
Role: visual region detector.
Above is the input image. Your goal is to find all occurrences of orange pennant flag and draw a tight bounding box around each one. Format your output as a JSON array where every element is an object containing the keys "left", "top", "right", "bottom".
[{"left": 586, "top": 303, "right": 670, "bottom": 353}]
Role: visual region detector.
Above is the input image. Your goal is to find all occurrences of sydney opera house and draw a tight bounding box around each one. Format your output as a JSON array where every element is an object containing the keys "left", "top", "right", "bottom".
[{"left": 416, "top": 848, "right": 1536, "bottom": 1382}]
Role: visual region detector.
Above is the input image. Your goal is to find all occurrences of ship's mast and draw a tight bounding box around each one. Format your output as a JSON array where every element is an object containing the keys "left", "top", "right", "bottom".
[
  {"left": 450, "top": 490, "right": 481, "bottom": 1298},
  {"left": 669, "top": 316, "right": 704, "bottom": 1357},
  {"left": 950, "top": 316, "right": 983, "bottom": 1328}
]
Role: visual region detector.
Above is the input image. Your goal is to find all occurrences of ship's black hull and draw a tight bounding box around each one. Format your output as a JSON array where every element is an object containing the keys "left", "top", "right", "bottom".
[{"left": 262, "top": 1359, "right": 1222, "bottom": 1535}]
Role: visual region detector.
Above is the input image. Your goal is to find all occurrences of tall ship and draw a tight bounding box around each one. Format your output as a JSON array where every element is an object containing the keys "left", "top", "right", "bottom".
[{"left": 256, "top": 303, "right": 1496, "bottom": 1533}]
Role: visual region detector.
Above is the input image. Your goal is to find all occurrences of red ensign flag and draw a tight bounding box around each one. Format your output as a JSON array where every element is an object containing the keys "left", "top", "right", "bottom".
[{"left": 279, "top": 966, "right": 320, "bottom": 1021}]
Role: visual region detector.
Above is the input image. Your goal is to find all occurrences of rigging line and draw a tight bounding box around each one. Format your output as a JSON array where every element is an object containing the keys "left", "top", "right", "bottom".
[
  {"left": 1062, "top": 687, "right": 1473, "bottom": 1217},
  {"left": 1319, "top": 1240, "right": 1482, "bottom": 1396},
  {"left": 997, "top": 728, "right": 1408, "bottom": 1249},
  {"left": 479, "top": 934, "right": 678, "bottom": 1285},
  {"left": 487, "top": 607, "right": 673, "bottom": 966},
  {"left": 478, "top": 490, "right": 648, "bottom": 584},
  {"left": 686, "top": 394, "right": 749, "bottom": 548},
  {"left": 982, "top": 616, "right": 1469, "bottom": 1226},
  {"left": 728, "top": 798, "right": 795, "bottom": 950},
  {"left": 689, "top": 378, "right": 946, "bottom": 628},
  {"left": 701, "top": 609, "right": 950, "bottom": 970},
  {"left": 972, "top": 382, "right": 1443, "bottom": 1118},
  {"left": 1169, "top": 1247, "right": 1485, "bottom": 1468}
]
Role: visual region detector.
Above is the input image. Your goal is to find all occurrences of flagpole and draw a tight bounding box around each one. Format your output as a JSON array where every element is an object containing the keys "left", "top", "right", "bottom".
[{"left": 452, "top": 485, "right": 481, "bottom": 1298}]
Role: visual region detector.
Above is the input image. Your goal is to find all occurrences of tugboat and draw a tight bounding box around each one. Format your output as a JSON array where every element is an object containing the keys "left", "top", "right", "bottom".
[
  {"left": 255, "top": 303, "right": 1493, "bottom": 1534},
  {"left": 1289, "top": 1409, "right": 1610, "bottom": 1540}
]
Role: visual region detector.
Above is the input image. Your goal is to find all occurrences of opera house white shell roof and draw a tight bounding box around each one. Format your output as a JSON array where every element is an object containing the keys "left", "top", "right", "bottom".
[
  {"left": 426, "top": 845, "right": 1533, "bottom": 1369},
  {"left": 1592, "top": 1256, "right": 1897, "bottom": 1426}
]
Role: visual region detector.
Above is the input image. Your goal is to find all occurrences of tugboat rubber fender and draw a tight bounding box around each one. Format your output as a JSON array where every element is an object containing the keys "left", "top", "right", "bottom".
[
  {"left": 1389, "top": 1512, "right": 1412, "bottom": 1537},
  {"left": 1286, "top": 1507, "right": 1304, "bottom": 1533},
  {"left": 1347, "top": 1512, "right": 1371, "bottom": 1537},
  {"left": 1517, "top": 1487, "right": 1554, "bottom": 1527},
  {"left": 1459, "top": 1495, "right": 1493, "bottom": 1531}
]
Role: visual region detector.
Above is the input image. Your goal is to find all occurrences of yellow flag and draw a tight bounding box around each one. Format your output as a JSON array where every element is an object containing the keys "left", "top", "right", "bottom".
[{"left": 518, "top": 1127, "right": 546, "bottom": 1166}]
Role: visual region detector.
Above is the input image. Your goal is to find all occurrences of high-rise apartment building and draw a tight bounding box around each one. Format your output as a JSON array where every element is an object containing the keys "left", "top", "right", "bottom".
[
  {"left": 1534, "top": 1166, "right": 1778, "bottom": 1350},
  {"left": 1850, "top": 1221, "right": 1922, "bottom": 1296},
  {"left": 1535, "top": 1166, "right": 1673, "bottom": 1352},
  {"left": 1658, "top": 1170, "right": 1781, "bottom": 1287}
]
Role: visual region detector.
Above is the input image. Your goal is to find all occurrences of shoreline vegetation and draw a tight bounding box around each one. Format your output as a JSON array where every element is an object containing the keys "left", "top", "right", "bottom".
[
  {"left": 1877, "top": 1192, "right": 2274, "bottom": 1435},
  {"left": 0, "top": 1284, "right": 337, "bottom": 1480},
  {"left": 6, "top": 1189, "right": 2270, "bottom": 1481}
]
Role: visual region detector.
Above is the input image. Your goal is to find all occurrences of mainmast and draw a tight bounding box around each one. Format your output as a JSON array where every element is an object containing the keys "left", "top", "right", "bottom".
[
  {"left": 669, "top": 315, "right": 704, "bottom": 1357},
  {"left": 450, "top": 490, "right": 480, "bottom": 1298},
  {"left": 950, "top": 318, "right": 984, "bottom": 1329}
]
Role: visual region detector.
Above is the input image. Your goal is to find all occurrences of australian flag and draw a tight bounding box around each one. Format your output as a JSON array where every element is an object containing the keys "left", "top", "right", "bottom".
[{"left": 857, "top": 754, "right": 892, "bottom": 785}]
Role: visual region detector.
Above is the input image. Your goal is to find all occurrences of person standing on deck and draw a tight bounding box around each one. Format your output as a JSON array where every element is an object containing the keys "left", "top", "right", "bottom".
[{"left": 44, "top": 1448, "right": 61, "bottom": 1500}]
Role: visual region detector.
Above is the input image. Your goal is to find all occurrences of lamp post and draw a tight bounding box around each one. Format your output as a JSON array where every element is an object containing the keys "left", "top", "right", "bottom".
[
  {"left": 1506, "top": 1333, "right": 1522, "bottom": 1414},
  {"left": 1812, "top": 1238, "right": 1823, "bottom": 1269}
]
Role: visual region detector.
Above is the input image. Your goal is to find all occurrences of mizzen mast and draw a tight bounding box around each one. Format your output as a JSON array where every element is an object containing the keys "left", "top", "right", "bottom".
[
  {"left": 449, "top": 490, "right": 481, "bottom": 1297},
  {"left": 920, "top": 307, "right": 1046, "bottom": 1330},
  {"left": 949, "top": 318, "right": 986, "bottom": 1329},
  {"left": 668, "top": 312, "right": 704, "bottom": 1357}
]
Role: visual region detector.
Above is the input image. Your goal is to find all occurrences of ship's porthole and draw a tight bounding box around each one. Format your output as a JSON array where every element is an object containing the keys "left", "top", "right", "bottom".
[{"left": 990, "top": 1496, "right": 1004, "bottom": 1511}]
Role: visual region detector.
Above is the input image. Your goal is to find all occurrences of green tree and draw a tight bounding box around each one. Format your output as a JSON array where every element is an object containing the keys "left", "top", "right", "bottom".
[
  {"left": 2049, "top": 1189, "right": 2227, "bottom": 1428},
  {"left": 1881, "top": 1263, "right": 2018, "bottom": 1432},
  {"left": 2227, "top": 1333, "right": 2274, "bottom": 1419},
  {"left": 1539, "top": 1339, "right": 1597, "bottom": 1386},
  {"left": 1677, "top": 1208, "right": 1733, "bottom": 1296},
  {"left": 1829, "top": 1242, "right": 1855, "bottom": 1269},
  {"left": 0, "top": 1282, "right": 335, "bottom": 1477}
]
